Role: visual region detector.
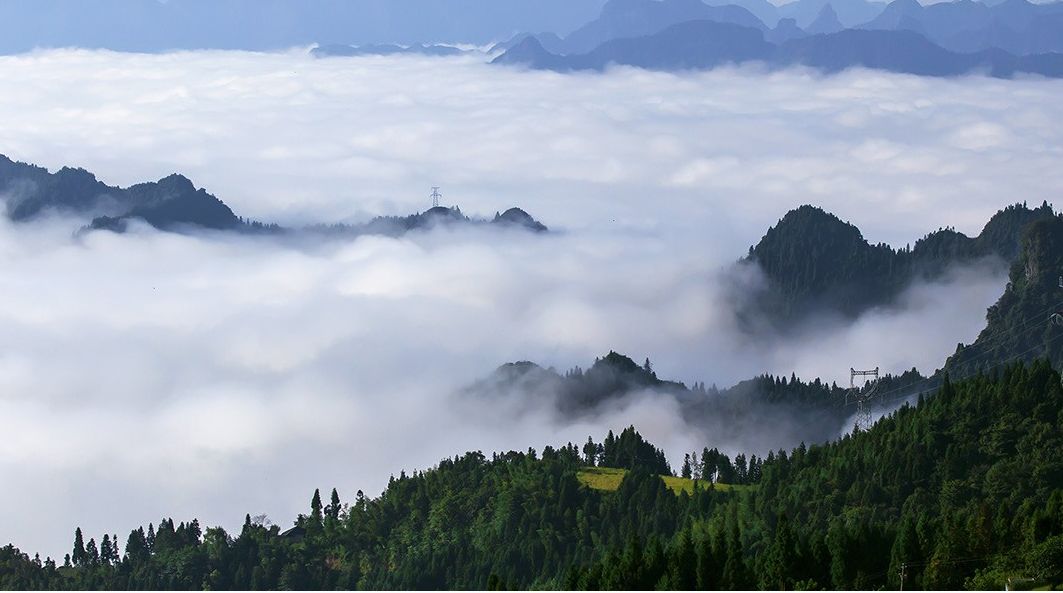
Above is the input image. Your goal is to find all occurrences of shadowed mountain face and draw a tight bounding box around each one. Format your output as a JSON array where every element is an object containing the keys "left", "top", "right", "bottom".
[
  {"left": 0, "top": 155, "right": 549, "bottom": 237},
  {"left": 945, "top": 215, "right": 1063, "bottom": 376},
  {"left": 493, "top": 19, "right": 1063, "bottom": 78},
  {"left": 736, "top": 203, "right": 1057, "bottom": 332},
  {"left": 0, "top": 155, "right": 241, "bottom": 231}
]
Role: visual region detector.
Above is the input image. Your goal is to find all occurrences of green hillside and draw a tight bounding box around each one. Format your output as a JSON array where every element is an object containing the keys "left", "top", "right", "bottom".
[{"left": 3, "top": 362, "right": 1063, "bottom": 590}]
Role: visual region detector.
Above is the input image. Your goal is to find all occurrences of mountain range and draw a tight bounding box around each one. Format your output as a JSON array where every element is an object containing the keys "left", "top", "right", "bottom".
[
  {"left": 0, "top": 155, "right": 548, "bottom": 237},
  {"left": 861, "top": 0, "right": 1063, "bottom": 55},
  {"left": 6, "top": 0, "right": 1063, "bottom": 82},
  {"left": 494, "top": 0, "right": 890, "bottom": 53},
  {"left": 470, "top": 349, "right": 925, "bottom": 455},
  {"left": 470, "top": 200, "right": 1063, "bottom": 457},
  {"left": 493, "top": 19, "right": 1063, "bottom": 78}
]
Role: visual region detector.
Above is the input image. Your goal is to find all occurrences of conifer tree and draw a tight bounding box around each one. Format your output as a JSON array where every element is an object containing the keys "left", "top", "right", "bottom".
[{"left": 71, "top": 528, "right": 85, "bottom": 567}]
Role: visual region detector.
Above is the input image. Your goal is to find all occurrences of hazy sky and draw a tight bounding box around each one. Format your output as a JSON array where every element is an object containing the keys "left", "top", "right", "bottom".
[
  {"left": 0, "top": 0, "right": 608, "bottom": 52},
  {"left": 1, "top": 49, "right": 1060, "bottom": 559}
]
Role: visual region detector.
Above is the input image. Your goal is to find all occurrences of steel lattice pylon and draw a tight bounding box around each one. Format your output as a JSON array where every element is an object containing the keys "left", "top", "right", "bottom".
[{"left": 848, "top": 367, "right": 880, "bottom": 431}]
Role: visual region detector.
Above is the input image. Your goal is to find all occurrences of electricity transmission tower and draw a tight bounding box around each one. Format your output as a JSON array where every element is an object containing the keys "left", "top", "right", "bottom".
[
  {"left": 430, "top": 186, "right": 443, "bottom": 208},
  {"left": 848, "top": 367, "right": 880, "bottom": 431}
]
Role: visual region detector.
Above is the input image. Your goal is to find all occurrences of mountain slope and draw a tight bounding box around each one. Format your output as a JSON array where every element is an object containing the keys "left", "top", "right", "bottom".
[
  {"left": 4, "top": 360, "right": 1062, "bottom": 589},
  {"left": 945, "top": 215, "right": 1063, "bottom": 376},
  {"left": 0, "top": 155, "right": 241, "bottom": 231}
]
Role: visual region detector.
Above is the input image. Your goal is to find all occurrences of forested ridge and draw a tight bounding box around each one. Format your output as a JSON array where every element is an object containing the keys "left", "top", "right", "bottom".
[
  {"left": 741, "top": 202, "right": 1057, "bottom": 330},
  {"left": 0, "top": 155, "right": 547, "bottom": 236},
  {"left": 476, "top": 350, "right": 926, "bottom": 456},
  {"left": 946, "top": 216, "right": 1063, "bottom": 377},
  {"left": 4, "top": 361, "right": 1063, "bottom": 590}
]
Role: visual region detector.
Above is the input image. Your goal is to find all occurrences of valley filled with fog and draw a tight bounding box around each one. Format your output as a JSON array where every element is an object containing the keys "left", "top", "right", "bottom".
[{"left": 1, "top": 49, "right": 1060, "bottom": 558}]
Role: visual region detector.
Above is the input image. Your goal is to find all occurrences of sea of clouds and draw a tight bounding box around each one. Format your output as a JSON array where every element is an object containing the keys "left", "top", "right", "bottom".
[{"left": 0, "top": 49, "right": 1059, "bottom": 558}]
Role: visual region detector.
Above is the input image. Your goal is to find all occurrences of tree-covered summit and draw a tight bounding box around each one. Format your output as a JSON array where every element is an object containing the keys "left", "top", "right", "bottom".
[{"left": 739, "top": 202, "right": 1057, "bottom": 331}]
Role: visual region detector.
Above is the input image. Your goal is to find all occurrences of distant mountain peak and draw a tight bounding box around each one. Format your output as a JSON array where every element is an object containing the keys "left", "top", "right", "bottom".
[
  {"left": 154, "top": 173, "right": 197, "bottom": 193},
  {"left": 886, "top": 0, "right": 923, "bottom": 13},
  {"left": 807, "top": 3, "right": 844, "bottom": 34},
  {"left": 493, "top": 207, "right": 548, "bottom": 232}
]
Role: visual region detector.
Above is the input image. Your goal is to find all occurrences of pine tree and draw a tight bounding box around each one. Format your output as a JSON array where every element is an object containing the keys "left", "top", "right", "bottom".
[
  {"left": 71, "top": 528, "right": 85, "bottom": 567},
  {"left": 328, "top": 488, "right": 341, "bottom": 521},
  {"left": 85, "top": 538, "right": 99, "bottom": 566},
  {"left": 100, "top": 534, "right": 112, "bottom": 566},
  {"left": 310, "top": 489, "right": 323, "bottom": 527}
]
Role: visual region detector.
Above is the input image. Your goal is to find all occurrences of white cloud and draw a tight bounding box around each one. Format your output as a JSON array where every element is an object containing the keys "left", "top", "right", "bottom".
[{"left": 0, "top": 50, "right": 1055, "bottom": 558}]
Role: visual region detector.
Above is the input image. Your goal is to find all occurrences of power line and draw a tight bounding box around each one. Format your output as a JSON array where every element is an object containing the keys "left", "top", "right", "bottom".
[
  {"left": 852, "top": 329, "right": 1063, "bottom": 419},
  {"left": 840, "top": 299, "right": 1063, "bottom": 411}
]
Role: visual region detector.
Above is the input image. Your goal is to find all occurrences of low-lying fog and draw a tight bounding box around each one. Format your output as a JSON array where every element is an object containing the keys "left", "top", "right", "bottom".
[{"left": 0, "top": 49, "right": 1059, "bottom": 558}]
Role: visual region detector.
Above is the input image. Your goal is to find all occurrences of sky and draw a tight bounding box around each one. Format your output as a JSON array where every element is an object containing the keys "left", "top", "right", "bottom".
[
  {"left": 0, "top": 0, "right": 608, "bottom": 53},
  {"left": 1, "top": 48, "right": 1061, "bottom": 559}
]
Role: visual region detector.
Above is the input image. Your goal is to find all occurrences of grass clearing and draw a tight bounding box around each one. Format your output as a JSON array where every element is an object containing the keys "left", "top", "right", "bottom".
[{"left": 577, "top": 466, "right": 748, "bottom": 495}]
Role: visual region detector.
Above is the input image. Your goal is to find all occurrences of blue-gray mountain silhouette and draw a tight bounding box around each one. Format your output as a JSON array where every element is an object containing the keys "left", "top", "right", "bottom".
[
  {"left": 806, "top": 4, "right": 845, "bottom": 34},
  {"left": 495, "top": 21, "right": 772, "bottom": 71},
  {"left": 493, "top": 19, "right": 1063, "bottom": 79},
  {"left": 503, "top": 0, "right": 767, "bottom": 56},
  {"left": 703, "top": 0, "right": 783, "bottom": 27},
  {"left": 859, "top": 0, "right": 1063, "bottom": 55},
  {"left": 767, "top": 18, "right": 809, "bottom": 43},
  {"left": 778, "top": 0, "right": 886, "bottom": 28}
]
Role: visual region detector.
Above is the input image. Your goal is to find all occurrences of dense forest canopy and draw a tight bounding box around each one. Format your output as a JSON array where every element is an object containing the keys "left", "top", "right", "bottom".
[{"left": 3, "top": 360, "right": 1063, "bottom": 590}]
